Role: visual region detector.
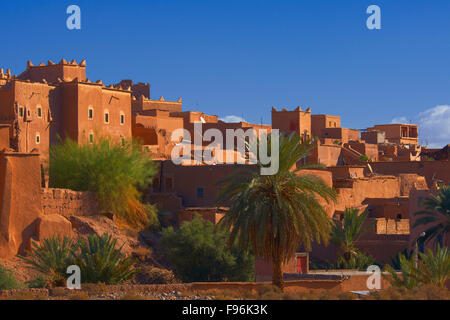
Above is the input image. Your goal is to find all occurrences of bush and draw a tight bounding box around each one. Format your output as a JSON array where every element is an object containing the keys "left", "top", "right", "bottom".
[
  {"left": 135, "top": 266, "right": 176, "bottom": 284},
  {"left": 160, "top": 215, "right": 254, "bottom": 282},
  {"left": 360, "top": 154, "right": 369, "bottom": 162},
  {"left": 74, "top": 233, "right": 137, "bottom": 285},
  {"left": 333, "top": 252, "right": 377, "bottom": 270},
  {"left": 26, "top": 276, "right": 47, "bottom": 289},
  {"left": 19, "top": 236, "right": 78, "bottom": 287},
  {"left": 384, "top": 245, "right": 450, "bottom": 289},
  {"left": 49, "top": 136, "right": 158, "bottom": 230},
  {"left": 20, "top": 234, "right": 136, "bottom": 286},
  {"left": 0, "top": 265, "right": 21, "bottom": 290}
]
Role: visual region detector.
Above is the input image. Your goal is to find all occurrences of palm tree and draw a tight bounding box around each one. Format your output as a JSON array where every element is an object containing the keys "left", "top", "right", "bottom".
[
  {"left": 330, "top": 207, "right": 375, "bottom": 263},
  {"left": 414, "top": 184, "right": 450, "bottom": 246},
  {"left": 217, "top": 134, "right": 337, "bottom": 289},
  {"left": 384, "top": 245, "right": 450, "bottom": 289}
]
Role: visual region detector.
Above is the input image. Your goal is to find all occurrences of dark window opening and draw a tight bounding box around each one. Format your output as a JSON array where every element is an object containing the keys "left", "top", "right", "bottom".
[
  {"left": 396, "top": 213, "right": 402, "bottom": 220},
  {"left": 196, "top": 187, "right": 204, "bottom": 198}
]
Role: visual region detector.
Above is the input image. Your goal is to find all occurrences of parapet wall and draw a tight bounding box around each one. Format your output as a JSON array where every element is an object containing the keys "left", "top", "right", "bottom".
[{"left": 41, "top": 188, "right": 98, "bottom": 218}]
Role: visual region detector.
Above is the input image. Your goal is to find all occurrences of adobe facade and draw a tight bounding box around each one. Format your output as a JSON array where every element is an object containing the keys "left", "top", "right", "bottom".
[{"left": 0, "top": 59, "right": 448, "bottom": 270}]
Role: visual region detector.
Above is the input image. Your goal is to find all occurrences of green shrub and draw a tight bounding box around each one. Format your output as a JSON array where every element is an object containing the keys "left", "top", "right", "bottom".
[
  {"left": 49, "top": 136, "right": 158, "bottom": 230},
  {"left": 359, "top": 154, "right": 369, "bottom": 162},
  {"left": 333, "top": 252, "right": 377, "bottom": 270},
  {"left": 19, "top": 236, "right": 78, "bottom": 287},
  {"left": 0, "top": 264, "right": 21, "bottom": 290},
  {"left": 390, "top": 248, "right": 414, "bottom": 270},
  {"left": 135, "top": 266, "right": 176, "bottom": 284},
  {"left": 20, "top": 234, "right": 136, "bottom": 286},
  {"left": 160, "top": 215, "right": 254, "bottom": 282},
  {"left": 26, "top": 276, "right": 47, "bottom": 289},
  {"left": 384, "top": 245, "right": 450, "bottom": 289},
  {"left": 75, "top": 233, "right": 137, "bottom": 284}
]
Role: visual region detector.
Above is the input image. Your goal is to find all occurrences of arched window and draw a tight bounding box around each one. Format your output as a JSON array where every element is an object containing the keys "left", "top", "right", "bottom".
[
  {"left": 37, "top": 105, "right": 42, "bottom": 118},
  {"left": 36, "top": 132, "right": 40, "bottom": 144},
  {"left": 89, "top": 131, "right": 94, "bottom": 144}
]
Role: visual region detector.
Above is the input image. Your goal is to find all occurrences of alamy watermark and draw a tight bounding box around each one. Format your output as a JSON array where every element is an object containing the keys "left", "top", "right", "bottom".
[
  {"left": 170, "top": 123, "right": 280, "bottom": 175},
  {"left": 66, "top": 265, "right": 81, "bottom": 290},
  {"left": 366, "top": 265, "right": 381, "bottom": 290},
  {"left": 66, "top": 5, "right": 81, "bottom": 30},
  {"left": 366, "top": 5, "right": 381, "bottom": 30}
]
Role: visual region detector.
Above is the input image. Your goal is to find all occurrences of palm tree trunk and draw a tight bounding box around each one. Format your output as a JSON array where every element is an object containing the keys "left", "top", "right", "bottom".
[{"left": 272, "top": 253, "right": 284, "bottom": 290}]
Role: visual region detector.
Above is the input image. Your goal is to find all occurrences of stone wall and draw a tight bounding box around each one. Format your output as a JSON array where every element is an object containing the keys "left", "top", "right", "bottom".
[{"left": 41, "top": 188, "right": 98, "bottom": 218}]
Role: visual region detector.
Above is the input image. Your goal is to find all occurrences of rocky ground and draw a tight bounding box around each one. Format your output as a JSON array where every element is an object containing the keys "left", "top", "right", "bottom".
[
  {"left": 0, "top": 257, "right": 39, "bottom": 283},
  {"left": 0, "top": 287, "right": 216, "bottom": 300}
]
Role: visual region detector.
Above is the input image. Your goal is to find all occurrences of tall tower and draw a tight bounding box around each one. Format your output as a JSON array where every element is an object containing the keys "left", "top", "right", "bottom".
[{"left": 271, "top": 106, "right": 311, "bottom": 139}]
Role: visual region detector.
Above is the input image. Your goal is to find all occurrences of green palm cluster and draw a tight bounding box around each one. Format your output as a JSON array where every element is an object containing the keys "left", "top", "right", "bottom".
[
  {"left": 218, "top": 134, "right": 337, "bottom": 289},
  {"left": 75, "top": 234, "right": 136, "bottom": 284},
  {"left": 330, "top": 207, "right": 376, "bottom": 269},
  {"left": 19, "top": 234, "right": 136, "bottom": 287},
  {"left": 384, "top": 245, "right": 450, "bottom": 289},
  {"left": 414, "top": 184, "right": 450, "bottom": 246},
  {"left": 19, "top": 237, "right": 78, "bottom": 287}
]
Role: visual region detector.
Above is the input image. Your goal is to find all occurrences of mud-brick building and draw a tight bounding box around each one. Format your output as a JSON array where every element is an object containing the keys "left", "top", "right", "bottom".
[{"left": 0, "top": 60, "right": 136, "bottom": 161}]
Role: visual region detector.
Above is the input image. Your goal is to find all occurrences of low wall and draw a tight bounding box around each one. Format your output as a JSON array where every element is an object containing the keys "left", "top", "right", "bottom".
[{"left": 41, "top": 188, "right": 98, "bottom": 218}]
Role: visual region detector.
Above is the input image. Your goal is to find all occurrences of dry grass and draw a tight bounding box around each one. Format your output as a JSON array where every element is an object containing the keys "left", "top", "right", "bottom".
[
  {"left": 178, "top": 284, "right": 449, "bottom": 300},
  {"left": 0, "top": 291, "right": 48, "bottom": 300}
]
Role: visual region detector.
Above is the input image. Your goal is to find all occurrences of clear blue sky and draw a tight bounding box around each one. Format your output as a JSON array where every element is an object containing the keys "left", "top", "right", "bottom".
[{"left": 1, "top": 0, "right": 450, "bottom": 146}]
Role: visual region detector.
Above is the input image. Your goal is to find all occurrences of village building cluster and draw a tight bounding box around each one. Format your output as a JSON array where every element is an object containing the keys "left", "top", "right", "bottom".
[{"left": 0, "top": 60, "right": 448, "bottom": 275}]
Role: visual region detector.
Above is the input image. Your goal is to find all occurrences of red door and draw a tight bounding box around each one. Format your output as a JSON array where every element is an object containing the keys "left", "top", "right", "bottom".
[{"left": 296, "top": 256, "right": 307, "bottom": 274}]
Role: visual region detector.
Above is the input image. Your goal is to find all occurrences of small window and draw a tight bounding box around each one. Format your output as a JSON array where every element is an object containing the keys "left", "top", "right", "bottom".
[
  {"left": 37, "top": 106, "right": 42, "bottom": 118},
  {"left": 104, "top": 111, "right": 109, "bottom": 124},
  {"left": 329, "top": 121, "right": 332, "bottom": 127},
  {"left": 36, "top": 133, "right": 40, "bottom": 144},
  {"left": 19, "top": 107, "right": 24, "bottom": 117},
  {"left": 396, "top": 213, "right": 402, "bottom": 220},
  {"left": 196, "top": 187, "right": 204, "bottom": 198},
  {"left": 88, "top": 107, "right": 94, "bottom": 119},
  {"left": 89, "top": 132, "right": 94, "bottom": 143},
  {"left": 334, "top": 122, "right": 337, "bottom": 127},
  {"left": 120, "top": 113, "right": 125, "bottom": 125}
]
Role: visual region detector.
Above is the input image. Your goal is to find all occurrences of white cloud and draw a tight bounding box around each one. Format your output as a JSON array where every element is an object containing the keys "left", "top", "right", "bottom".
[
  {"left": 417, "top": 105, "right": 450, "bottom": 148},
  {"left": 390, "top": 116, "right": 408, "bottom": 124},
  {"left": 391, "top": 105, "right": 450, "bottom": 148},
  {"left": 219, "top": 115, "right": 246, "bottom": 123}
]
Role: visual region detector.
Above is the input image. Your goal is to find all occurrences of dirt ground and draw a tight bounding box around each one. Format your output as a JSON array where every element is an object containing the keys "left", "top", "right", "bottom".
[{"left": 0, "top": 257, "right": 40, "bottom": 282}]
